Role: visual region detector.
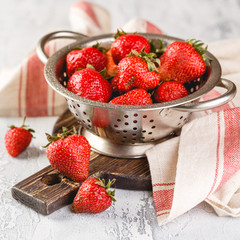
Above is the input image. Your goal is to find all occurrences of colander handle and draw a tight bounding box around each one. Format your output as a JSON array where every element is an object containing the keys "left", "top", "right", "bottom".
[
  {"left": 172, "top": 78, "right": 237, "bottom": 112},
  {"left": 36, "top": 31, "right": 88, "bottom": 64}
]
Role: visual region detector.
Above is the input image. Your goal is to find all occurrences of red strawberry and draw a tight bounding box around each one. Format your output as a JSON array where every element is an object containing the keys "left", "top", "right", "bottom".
[
  {"left": 111, "top": 75, "right": 120, "bottom": 92},
  {"left": 72, "top": 176, "right": 116, "bottom": 213},
  {"left": 67, "top": 68, "right": 112, "bottom": 103},
  {"left": 109, "top": 88, "right": 152, "bottom": 105},
  {"left": 159, "top": 40, "right": 207, "bottom": 84},
  {"left": 66, "top": 46, "right": 107, "bottom": 77},
  {"left": 5, "top": 117, "right": 34, "bottom": 157},
  {"left": 45, "top": 128, "right": 91, "bottom": 182},
  {"left": 111, "top": 32, "right": 151, "bottom": 64},
  {"left": 106, "top": 49, "right": 118, "bottom": 77},
  {"left": 92, "top": 108, "right": 110, "bottom": 128},
  {"left": 154, "top": 81, "right": 189, "bottom": 103},
  {"left": 117, "top": 56, "right": 160, "bottom": 92}
]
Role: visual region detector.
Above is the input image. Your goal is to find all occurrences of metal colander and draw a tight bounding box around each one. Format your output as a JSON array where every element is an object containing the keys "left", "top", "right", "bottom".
[{"left": 37, "top": 31, "right": 236, "bottom": 158}]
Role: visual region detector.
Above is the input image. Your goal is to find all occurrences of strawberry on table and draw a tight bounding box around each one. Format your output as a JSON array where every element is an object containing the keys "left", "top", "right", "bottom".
[
  {"left": 72, "top": 175, "right": 116, "bottom": 213},
  {"left": 111, "top": 30, "right": 151, "bottom": 64},
  {"left": 5, "top": 117, "right": 34, "bottom": 157},
  {"left": 66, "top": 45, "right": 107, "bottom": 77},
  {"left": 158, "top": 39, "right": 207, "bottom": 84},
  {"left": 154, "top": 81, "right": 189, "bottom": 103},
  {"left": 45, "top": 127, "right": 91, "bottom": 182},
  {"left": 67, "top": 67, "right": 112, "bottom": 103},
  {"left": 109, "top": 88, "right": 153, "bottom": 105}
]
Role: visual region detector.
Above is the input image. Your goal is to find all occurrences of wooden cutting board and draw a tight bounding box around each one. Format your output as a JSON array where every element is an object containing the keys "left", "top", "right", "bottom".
[{"left": 11, "top": 109, "right": 152, "bottom": 215}]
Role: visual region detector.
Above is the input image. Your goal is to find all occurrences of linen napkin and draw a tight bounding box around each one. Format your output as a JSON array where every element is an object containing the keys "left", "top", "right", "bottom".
[
  {"left": 1, "top": 0, "right": 240, "bottom": 227},
  {"left": 146, "top": 40, "right": 240, "bottom": 225}
]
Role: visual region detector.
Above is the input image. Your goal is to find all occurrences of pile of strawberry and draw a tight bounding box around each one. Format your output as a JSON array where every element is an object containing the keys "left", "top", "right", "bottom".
[
  {"left": 5, "top": 120, "right": 115, "bottom": 214},
  {"left": 66, "top": 30, "right": 207, "bottom": 105}
]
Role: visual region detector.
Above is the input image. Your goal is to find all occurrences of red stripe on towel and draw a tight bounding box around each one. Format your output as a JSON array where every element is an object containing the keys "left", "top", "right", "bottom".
[
  {"left": 201, "top": 89, "right": 232, "bottom": 113},
  {"left": 74, "top": 1, "right": 101, "bottom": 29},
  {"left": 18, "top": 66, "right": 23, "bottom": 117},
  {"left": 25, "top": 52, "right": 48, "bottom": 116},
  {"left": 157, "top": 211, "right": 170, "bottom": 217},
  {"left": 146, "top": 21, "right": 163, "bottom": 34},
  {"left": 219, "top": 108, "right": 240, "bottom": 187},
  {"left": 153, "top": 189, "right": 174, "bottom": 212}
]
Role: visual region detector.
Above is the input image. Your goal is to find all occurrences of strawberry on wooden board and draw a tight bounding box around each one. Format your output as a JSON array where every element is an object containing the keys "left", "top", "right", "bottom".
[
  {"left": 67, "top": 67, "right": 112, "bottom": 103},
  {"left": 72, "top": 175, "right": 116, "bottom": 213},
  {"left": 5, "top": 117, "right": 34, "bottom": 157},
  {"left": 66, "top": 46, "right": 107, "bottom": 77},
  {"left": 117, "top": 56, "right": 160, "bottom": 92},
  {"left": 153, "top": 81, "right": 189, "bottom": 103},
  {"left": 109, "top": 88, "right": 153, "bottom": 105},
  {"left": 111, "top": 31, "right": 151, "bottom": 64},
  {"left": 158, "top": 39, "right": 207, "bottom": 84},
  {"left": 45, "top": 127, "right": 91, "bottom": 182}
]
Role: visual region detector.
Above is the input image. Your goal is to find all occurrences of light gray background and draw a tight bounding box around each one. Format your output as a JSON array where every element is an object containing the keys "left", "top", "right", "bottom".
[{"left": 1, "top": 0, "right": 240, "bottom": 239}]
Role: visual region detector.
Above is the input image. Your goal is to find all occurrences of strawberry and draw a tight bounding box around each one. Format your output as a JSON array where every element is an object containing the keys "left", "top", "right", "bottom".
[
  {"left": 67, "top": 68, "right": 112, "bottom": 103},
  {"left": 66, "top": 46, "right": 107, "bottom": 77},
  {"left": 72, "top": 175, "right": 116, "bottom": 213},
  {"left": 109, "top": 88, "right": 152, "bottom": 105},
  {"left": 106, "top": 49, "right": 118, "bottom": 77},
  {"left": 111, "top": 31, "right": 151, "bottom": 64},
  {"left": 158, "top": 39, "right": 207, "bottom": 84},
  {"left": 117, "top": 56, "right": 160, "bottom": 92},
  {"left": 111, "top": 75, "right": 120, "bottom": 92},
  {"left": 92, "top": 108, "right": 110, "bottom": 128},
  {"left": 45, "top": 128, "right": 91, "bottom": 182},
  {"left": 153, "top": 81, "right": 189, "bottom": 103},
  {"left": 5, "top": 117, "right": 34, "bottom": 157}
]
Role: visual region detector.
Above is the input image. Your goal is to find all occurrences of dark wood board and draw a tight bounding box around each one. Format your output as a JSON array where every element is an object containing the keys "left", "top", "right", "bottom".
[{"left": 12, "top": 109, "right": 152, "bottom": 215}]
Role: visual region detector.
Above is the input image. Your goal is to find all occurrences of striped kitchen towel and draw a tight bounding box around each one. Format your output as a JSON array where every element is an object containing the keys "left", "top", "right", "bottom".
[{"left": 146, "top": 39, "right": 240, "bottom": 226}]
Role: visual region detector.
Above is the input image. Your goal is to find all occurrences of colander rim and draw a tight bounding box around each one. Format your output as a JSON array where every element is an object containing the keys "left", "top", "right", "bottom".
[{"left": 44, "top": 33, "right": 222, "bottom": 111}]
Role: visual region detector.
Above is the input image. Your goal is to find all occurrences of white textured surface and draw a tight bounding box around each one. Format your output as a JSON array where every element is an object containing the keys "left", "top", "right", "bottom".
[{"left": 1, "top": 0, "right": 240, "bottom": 239}]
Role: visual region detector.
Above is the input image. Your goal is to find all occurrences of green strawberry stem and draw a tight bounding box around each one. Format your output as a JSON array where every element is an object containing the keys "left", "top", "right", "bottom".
[
  {"left": 85, "top": 64, "right": 107, "bottom": 78},
  {"left": 9, "top": 116, "right": 35, "bottom": 135},
  {"left": 113, "top": 29, "right": 128, "bottom": 39},
  {"left": 95, "top": 173, "right": 116, "bottom": 202},
  {"left": 92, "top": 42, "right": 107, "bottom": 54},
  {"left": 186, "top": 39, "right": 208, "bottom": 62},
  {"left": 43, "top": 126, "right": 76, "bottom": 148},
  {"left": 72, "top": 46, "right": 82, "bottom": 50},
  {"left": 149, "top": 39, "right": 166, "bottom": 55},
  {"left": 86, "top": 64, "right": 95, "bottom": 70},
  {"left": 128, "top": 48, "right": 160, "bottom": 73}
]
